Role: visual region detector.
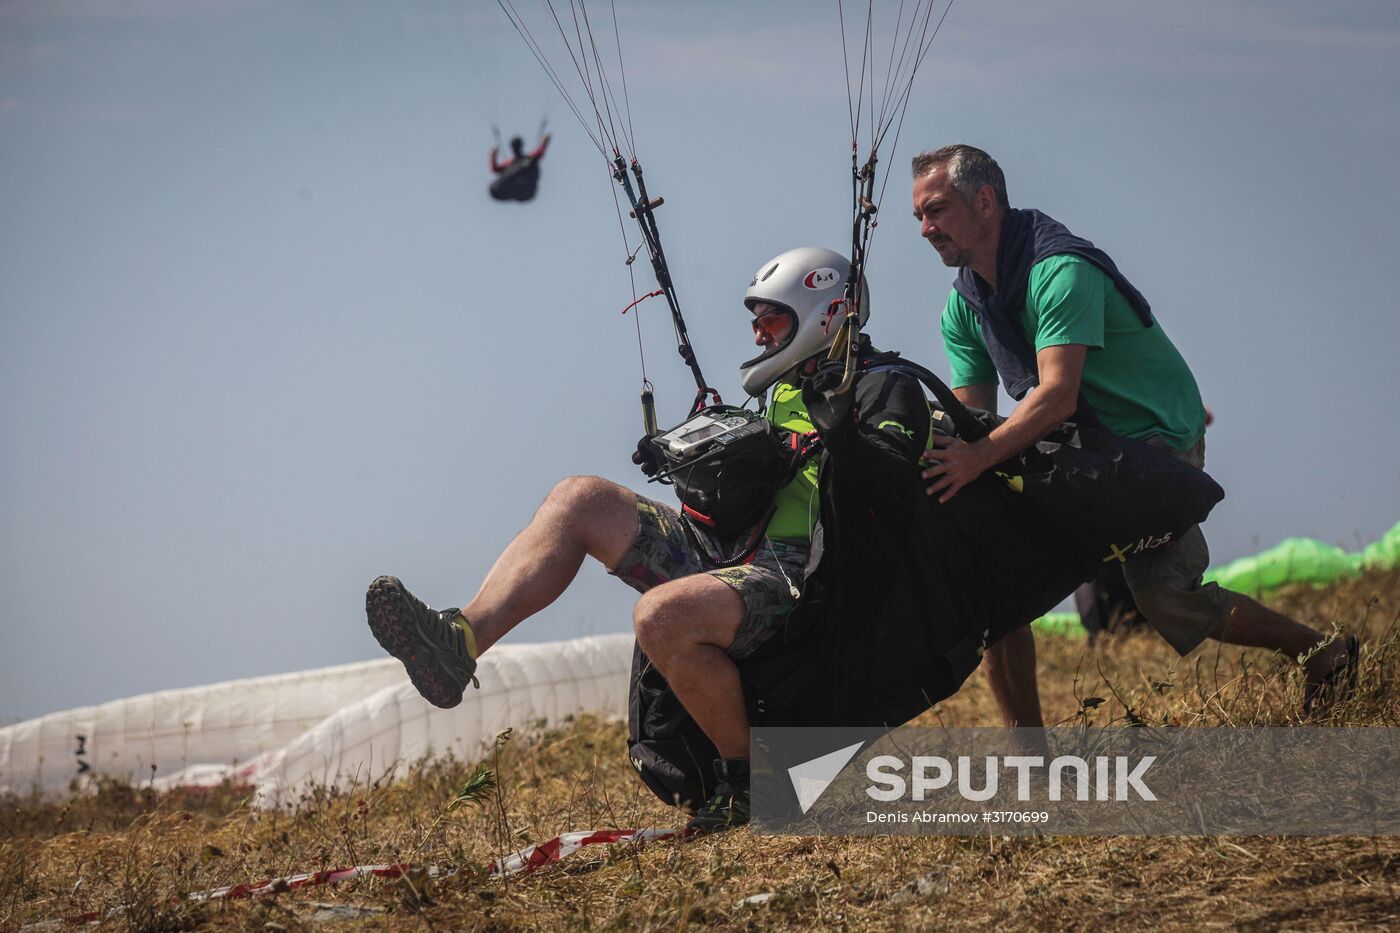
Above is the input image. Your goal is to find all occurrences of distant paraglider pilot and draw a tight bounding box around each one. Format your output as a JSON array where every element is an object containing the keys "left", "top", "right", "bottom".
[{"left": 488, "top": 131, "right": 551, "bottom": 203}]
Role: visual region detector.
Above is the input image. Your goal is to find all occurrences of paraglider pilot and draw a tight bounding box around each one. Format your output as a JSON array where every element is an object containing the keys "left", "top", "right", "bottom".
[
  {"left": 367, "top": 247, "right": 879, "bottom": 833},
  {"left": 488, "top": 131, "right": 551, "bottom": 203},
  {"left": 491, "top": 133, "right": 549, "bottom": 174}
]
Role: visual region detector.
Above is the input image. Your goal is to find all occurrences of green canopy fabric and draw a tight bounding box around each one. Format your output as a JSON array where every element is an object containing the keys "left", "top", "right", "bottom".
[
  {"left": 1359, "top": 521, "right": 1400, "bottom": 571},
  {"left": 1205, "top": 537, "right": 1356, "bottom": 594},
  {"left": 1030, "top": 612, "right": 1082, "bottom": 638}
]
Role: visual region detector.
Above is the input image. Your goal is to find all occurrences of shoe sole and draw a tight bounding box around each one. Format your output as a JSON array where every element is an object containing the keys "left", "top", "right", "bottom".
[{"left": 366, "top": 575, "right": 469, "bottom": 709}]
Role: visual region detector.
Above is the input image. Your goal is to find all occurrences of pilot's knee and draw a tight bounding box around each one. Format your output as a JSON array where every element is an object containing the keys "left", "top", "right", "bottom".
[
  {"left": 633, "top": 587, "right": 680, "bottom": 654},
  {"left": 544, "top": 475, "right": 629, "bottom": 519}
]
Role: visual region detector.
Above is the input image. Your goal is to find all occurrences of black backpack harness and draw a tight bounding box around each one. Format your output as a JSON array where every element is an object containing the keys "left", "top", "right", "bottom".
[{"left": 641, "top": 404, "right": 821, "bottom": 567}]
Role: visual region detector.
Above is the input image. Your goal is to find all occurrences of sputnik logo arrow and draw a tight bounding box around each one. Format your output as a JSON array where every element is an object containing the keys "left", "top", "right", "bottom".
[{"left": 787, "top": 741, "right": 866, "bottom": 814}]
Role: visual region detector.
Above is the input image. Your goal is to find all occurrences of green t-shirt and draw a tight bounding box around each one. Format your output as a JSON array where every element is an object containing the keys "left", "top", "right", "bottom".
[
  {"left": 941, "top": 255, "right": 1207, "bottom": 450},
  {"left": 764, "top": 381, "right": 820, "bottom": 542}
]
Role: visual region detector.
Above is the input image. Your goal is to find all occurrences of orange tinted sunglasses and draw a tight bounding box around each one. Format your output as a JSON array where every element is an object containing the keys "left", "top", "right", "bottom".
[{"left": 750, "top": 308, "right": 791, "bottom": 337}]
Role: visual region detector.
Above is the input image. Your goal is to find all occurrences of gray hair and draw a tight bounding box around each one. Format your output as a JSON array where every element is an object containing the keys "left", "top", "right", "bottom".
[{"left": 911, "top": 144, "right": 1010, "bottom": 210}]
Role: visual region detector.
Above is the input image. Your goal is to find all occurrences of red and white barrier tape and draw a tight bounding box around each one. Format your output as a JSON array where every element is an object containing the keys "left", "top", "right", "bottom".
[
  {"left": 191, "top": 863, "right": 442, "bottom": 902},
  {"left": 489, "top": 827, "right": 676, "bottom": 876},
  {"left": 42, "top": 827, "right": 677, "bottom": 927}
]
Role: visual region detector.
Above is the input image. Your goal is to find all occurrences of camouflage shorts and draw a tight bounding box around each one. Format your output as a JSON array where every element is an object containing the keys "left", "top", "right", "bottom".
[{"left": 609, "top": 496, "right": 809, "bottom": 659}]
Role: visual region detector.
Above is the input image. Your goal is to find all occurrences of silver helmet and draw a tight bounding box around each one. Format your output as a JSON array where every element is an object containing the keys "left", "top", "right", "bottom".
[{"left": 739, "top": 246, "right": 871, "bottom": 397}]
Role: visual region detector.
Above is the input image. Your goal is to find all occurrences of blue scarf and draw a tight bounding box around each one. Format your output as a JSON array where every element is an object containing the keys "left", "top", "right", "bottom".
[{"left": 951, "top": 208, "right": 1153, "bottom": 408}]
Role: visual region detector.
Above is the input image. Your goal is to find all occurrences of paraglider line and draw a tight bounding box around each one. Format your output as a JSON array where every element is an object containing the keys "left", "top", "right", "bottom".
[
  {"left": 497, "top": 0, "right": 609, "bottom": 159},
  {"left": 610, "top": 0, "right": 638, "bottom": 157},
  {"left": 871, "top": 0, "right": 956, "bottom": 218},
  {"left": 576, "top": 0, "right": 634, "bottom": 161}
]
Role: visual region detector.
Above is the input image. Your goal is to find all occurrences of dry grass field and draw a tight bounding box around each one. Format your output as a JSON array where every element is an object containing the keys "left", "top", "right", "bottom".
[{"left": 3, "top": 569, "right": 1397, "bottom": 931}]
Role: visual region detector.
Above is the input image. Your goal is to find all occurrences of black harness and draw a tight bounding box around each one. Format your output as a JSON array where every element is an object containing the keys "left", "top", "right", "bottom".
[
  {"left": 488, "top": 157, "right": 542, "bottom": 202},
  {"left": 642, "top": 405, "right": 819, "bottom": 566}
]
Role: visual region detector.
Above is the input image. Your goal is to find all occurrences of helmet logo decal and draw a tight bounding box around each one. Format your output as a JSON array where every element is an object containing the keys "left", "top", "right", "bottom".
[{"left": 803, "top": 268, "right": 840, "bottom": 290}]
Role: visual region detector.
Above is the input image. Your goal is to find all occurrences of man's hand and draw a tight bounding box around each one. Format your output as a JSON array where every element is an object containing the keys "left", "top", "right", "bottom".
[
  {"left": 632, "top": 436, "right": 662, "bottom": 477},
  {"left": 922, "top": 345, "right": 1088, "bottom": 502},
  {"left": 920, "top": 433, "right": 996, "bottom": 502},
  {"left": 802, "top": 361, "right": 856, "bottom": 435}
]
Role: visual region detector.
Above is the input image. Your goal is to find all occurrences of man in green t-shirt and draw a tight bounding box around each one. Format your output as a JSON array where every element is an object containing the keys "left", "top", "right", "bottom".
[
  {"left": 911, "top": 144, "right": 1356, "bottom": 725},
  {"left": 364, "top": 247, "right": 851, "bottom": 833}
]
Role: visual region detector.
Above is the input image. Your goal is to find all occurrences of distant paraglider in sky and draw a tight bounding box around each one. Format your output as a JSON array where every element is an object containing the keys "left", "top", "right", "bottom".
[
  {"left": 434, "top": 8, "right": 551, "bottom": 204},
  {"left": 489, "top": 125, "right": 551, "bottom": 203}
]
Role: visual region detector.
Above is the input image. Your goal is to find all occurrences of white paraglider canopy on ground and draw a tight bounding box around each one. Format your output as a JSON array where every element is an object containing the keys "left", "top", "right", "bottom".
[{"left": 0, "top": 634, "right": 633, "bottom": 808}]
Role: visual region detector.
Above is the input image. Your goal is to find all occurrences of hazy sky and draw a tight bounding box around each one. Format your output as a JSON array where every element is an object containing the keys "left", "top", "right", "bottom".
[{"left": 3, "top": 1, "right": 1398, "bottom": 723}]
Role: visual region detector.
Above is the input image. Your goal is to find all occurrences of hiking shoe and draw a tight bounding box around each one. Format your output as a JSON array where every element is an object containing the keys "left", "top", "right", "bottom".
[
  {"left": 1302, "top": 634, "right": 1360, "bottom": 717},
  {"left": 366, "top": 575, "right": 478, "bottom": 708},
  {"left": 686, "top": 759, "right": 751, "bottom": 835}
]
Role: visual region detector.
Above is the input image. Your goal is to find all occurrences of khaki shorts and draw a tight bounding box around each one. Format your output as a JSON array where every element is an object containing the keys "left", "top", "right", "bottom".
[
  {"left": 1121, "top": 436, "right": 1235, "bottom": 655},
  {"left": 609, "top": 496, "right": 809, "bottom": 659}
]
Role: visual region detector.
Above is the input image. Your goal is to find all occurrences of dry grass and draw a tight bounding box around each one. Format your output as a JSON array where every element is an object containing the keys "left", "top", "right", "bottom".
[{"left": 3, "top": 570, "right": 1398, "bottom": 931}]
